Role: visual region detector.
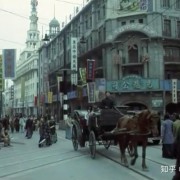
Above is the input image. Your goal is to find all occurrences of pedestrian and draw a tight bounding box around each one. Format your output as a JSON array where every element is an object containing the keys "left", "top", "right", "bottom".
[
  {"left": 85, "top": 106, "right": 93, "bottom": 126},
  {"left": 161, "top": 113, "right": 174, "bottom": 159},
  {"left": 9, "top": 116, "right": 14, "bottom": 133},
  {"left": 14, "top": 116, "right": 20, "bottom": 132},
  {"left": 0, "top": 121, "right": 11, "bottom": 147},
  {"left": 173, "top": 114, "right": 180, "bottom": 139},
  {"left": 172, "top": 129, "right": 180, "bottom": 180},
  {"left": 25, "top": 116, "right": 33, "bottom": 139},
  {"left": 19, "top": 114, "right": 24, "bottom": 133}
]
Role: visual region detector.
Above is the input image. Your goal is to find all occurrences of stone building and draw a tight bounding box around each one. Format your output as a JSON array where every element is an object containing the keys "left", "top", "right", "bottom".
[
  {"left": 13, "top": 0, "right": 40, "bottom": 115},
  {"left": 39, "top": 0, "right": 180, "bottom": 116}
]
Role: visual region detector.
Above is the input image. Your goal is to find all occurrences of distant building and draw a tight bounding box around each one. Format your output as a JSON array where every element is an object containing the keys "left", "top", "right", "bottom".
[
  {"left": 13, "top": 0, "right": 40, "bottom": 115},
  {"left": 0, "top": 55, "right": 4, "bottom": 117}
]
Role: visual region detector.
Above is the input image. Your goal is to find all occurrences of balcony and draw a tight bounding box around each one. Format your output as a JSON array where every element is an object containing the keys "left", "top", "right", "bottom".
[
  {"left": 164, "top": 56, "right": 180, "bottom": 64},
  {"left": 121, "top": 56, "right": 143, "bottom": 66}
]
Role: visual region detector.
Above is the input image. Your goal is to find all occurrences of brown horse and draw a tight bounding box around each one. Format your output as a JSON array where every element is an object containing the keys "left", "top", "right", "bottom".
[{"left": 115, "top": 109, "right": 159, "bottom": 170}]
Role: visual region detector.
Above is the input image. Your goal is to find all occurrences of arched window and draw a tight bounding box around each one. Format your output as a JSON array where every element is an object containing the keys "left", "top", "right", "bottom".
[{"left": 128, "top": 44, "right": 138, "bottom": 63}]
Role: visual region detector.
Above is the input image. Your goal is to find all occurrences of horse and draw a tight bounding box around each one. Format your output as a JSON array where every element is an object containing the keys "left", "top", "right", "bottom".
[{"left": 115, "top": 109, "right": 159, "bottom": 170}]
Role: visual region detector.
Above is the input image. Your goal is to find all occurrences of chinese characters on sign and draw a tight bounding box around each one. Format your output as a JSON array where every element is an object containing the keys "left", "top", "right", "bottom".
[
  {"left": 172, "top": 79, "right": 177, "bottom": 103},
  {"left": 86, "top": 59, "right": 95, "bottom": 81},
  {"left": 106, "top": 75, "right": 159, "bottom": 92},
  {"left": 87, "top": 82, "right": 96, "bottom": 103},
  {"left": 71, "top": 37, "right": 78, "bottom": 85},
  {"left": 2, "top": 49, "right": 16, "bottom": 79},
  {"left": 118, "top": 0, "right": 150, "bottom": 12},
  {"left": 79, "top": 68, "right": 87, "bottom": 84}
]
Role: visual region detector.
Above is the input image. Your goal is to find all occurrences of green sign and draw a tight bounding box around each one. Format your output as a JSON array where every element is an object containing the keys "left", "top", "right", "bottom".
[{"left": 106, "top": 75, "right": 160, "bottom": 92}]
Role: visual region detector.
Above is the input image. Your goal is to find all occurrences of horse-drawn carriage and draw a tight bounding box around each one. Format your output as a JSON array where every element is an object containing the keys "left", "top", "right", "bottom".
[
  {"left": 71, "top": 108, "right": 160, "bottom": 170},
  {"left": 71, "top": 108, "right": 132, "bottom": 158}
]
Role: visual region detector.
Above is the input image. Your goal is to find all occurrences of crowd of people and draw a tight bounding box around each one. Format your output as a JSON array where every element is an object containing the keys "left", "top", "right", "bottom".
[
  {"left": 0, "top": 114, "right": 57, "bottom": 148},
  {"left": 161, "top": 113, "right": 180, "bottom": 180}
]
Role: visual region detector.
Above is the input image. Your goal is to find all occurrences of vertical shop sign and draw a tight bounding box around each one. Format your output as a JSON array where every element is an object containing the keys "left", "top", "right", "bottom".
[
  {"left": 2, "top": 49, "right": 16, "bottom": 79},
  {"left": 172, "top": 79, "right": 177, "bottom": 103},
  {"left": 79, "top": 67, "right": 87, "bottom": 84},
  {"left": 87, "top": 82, "right": 96, "bottom": 103},
  {"left": 86, "top": 59, "right": 95, "bottom": 81},
  {"left": 71, "top": 37, "right": 78, "bottom": 85}
]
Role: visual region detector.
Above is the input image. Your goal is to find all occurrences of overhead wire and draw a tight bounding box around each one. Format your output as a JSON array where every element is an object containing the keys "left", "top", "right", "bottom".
[{"left": 0, "top": 0, "right": 178, "bottom": 46}]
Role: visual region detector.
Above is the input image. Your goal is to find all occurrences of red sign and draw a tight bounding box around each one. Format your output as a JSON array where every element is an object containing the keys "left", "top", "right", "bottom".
[{"left": 34, "top": 96, "right": 37, "bottom": 106}]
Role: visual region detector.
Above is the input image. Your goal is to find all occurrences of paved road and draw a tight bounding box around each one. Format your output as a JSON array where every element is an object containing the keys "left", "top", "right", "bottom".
[{"left": 0, "top": 130, "right": 176, "bottom": 180}]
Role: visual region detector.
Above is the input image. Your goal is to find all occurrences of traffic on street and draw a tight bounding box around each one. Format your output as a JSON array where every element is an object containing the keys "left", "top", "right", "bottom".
[{"left": 0, "top": 129, "right": 176, "bottom": 180}]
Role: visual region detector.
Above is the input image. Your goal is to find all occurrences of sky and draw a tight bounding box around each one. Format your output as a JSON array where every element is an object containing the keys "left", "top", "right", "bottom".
[{"left": 0, "top": 0, "right": 86, "bottom": 56}]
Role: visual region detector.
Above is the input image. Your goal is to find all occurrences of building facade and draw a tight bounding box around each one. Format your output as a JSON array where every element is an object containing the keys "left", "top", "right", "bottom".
[
  {"left": 13, "top": 0, "right": 40, "bottom": 116},
  {"left": 39, "top": 0, "right": 180, "bottom": 116}
]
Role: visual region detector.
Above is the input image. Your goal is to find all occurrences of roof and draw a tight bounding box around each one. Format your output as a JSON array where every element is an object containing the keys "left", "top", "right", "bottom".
[{"left": 49, "top": 18, "right": 60, "bottom": 26}]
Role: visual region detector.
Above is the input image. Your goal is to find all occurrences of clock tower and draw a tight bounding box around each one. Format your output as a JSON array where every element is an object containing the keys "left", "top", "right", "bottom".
[{"left": 25, "top": 0, "right": 40, "bottom": 50}]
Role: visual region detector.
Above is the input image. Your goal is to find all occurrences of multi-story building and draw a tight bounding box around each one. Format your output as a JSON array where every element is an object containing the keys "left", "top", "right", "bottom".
[
  {"left": 0, "top": 55, "right": 4, "bottom": 117},
  {"left": 39, "top": 0, "right": 180, "bottom": 117},
  {"left": 2, "top": 82, "right": 14, "bottom": 117},
  {"left": 13, "top": 0, "right": 40, "bottom": 116},
  {"left": 38, "top": 18, "right": 60, "bottom": 116}
]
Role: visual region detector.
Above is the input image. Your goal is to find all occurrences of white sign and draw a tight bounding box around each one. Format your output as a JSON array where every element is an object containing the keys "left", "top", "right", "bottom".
[
  {"left": 70, "top": 37, "right": 78, "bottom": 85},
  {"left": 172, "top": 79, "right": 177, "bottom": 103}
]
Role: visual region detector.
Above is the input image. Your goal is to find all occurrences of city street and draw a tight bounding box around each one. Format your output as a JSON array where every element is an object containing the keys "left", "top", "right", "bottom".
[{"left": 0, "top": 130, "right": 176, "bottom": 180}]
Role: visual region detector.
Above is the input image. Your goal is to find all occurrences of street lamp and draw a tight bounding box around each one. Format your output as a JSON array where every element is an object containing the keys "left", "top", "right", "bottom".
[{"left": 42, "top": 34, "right": 50, "bottom": 42}]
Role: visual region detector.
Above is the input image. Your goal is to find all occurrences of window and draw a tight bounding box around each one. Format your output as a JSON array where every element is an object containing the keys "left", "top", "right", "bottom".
[
  {"left": 85, "top": 15, "right": 88, "bottom": 29},
  {"left": 139, "top": 19, "right": 143, "bottom": 24},
  {"left": 130, "top": 20, "right": 135, "bottom": 23},
  {"left": 177, "top": 21, "right": 180, "bottom": 38},
  {"left": 164, "top": 47, "right": 180, "bottom": 61},
  {"left": 161, "top": 0, "right": 170, "bottom": 8},
  {"left": 176, "top": 0, "right": 180, "bottom": 9},
  {"left": 122, "top": 21, "right": 126, "bottom": 26},
  {"left": 163, "top": 19, "right": 171, "bottom": 36},
  {"left": 102, "top": 4, "right": 106, "bottom": 18},
  {"left": 128, "top": 44, "right": 138, "bottom": 63},
  {"left": 89, "top": 16, "right": 92, "bottom": 28}
]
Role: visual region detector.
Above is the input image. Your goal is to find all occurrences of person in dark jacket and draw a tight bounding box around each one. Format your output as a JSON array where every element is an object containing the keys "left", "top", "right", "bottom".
[
  {"left": 38, "top": 117, "right": 51, "bottom": 147},
  {"left": 25, "top": 116, "right": 33, "bottom": 139},
  {"left": 100, "top": 91, "right": 114, "bottom": 109}
]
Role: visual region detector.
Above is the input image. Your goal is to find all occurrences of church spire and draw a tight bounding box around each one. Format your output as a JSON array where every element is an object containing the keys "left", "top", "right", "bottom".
[{"left": 25, "top": 0, "right": 40, "bottom": 50}]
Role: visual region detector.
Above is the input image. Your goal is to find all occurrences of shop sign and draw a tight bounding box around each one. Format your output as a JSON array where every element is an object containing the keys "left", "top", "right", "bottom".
[
  {"left": 79, "top": 68, "right": 87, "bottom": 84},
  {"left": 83, "top": 87, "right": 87, "bottom": 97},
  {"left": 95, "top": 78, "right": 106, "bottom": 102},
  {"left": 115, "top": 23, "right": 156, "bottom": 37},
  {"left": 67, "top": 91, "right": 77, "bottom": 100},
  {"left": 87, "top": 82, "right": 96, "bottom": 103},
  {"left": 70, "top": 37, "right": 78, "bottom": 85},
  {"left": 172, "top": 79, "right": 177, "bottom": 103},
  {"left": 152, "top": 99, "right": 163, "bottom": 108},
  {"left": 106, "top": 75, "right": 159, "bottom": 92},
  {"left": 2, "top": 49, "right": 16, "bottom": 79},
  {"left": 86, "top": 59, "right": 95, "bottom": 81}
]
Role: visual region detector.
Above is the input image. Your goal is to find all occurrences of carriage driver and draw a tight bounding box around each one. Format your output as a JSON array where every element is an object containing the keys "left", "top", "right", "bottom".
[{"left": 100, "top": 91, "right": 115, "bottom": 109}]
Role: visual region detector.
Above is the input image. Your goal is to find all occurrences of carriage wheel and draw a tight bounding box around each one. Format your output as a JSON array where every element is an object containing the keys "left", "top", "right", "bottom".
[
  {"left": 127, "top": 141, "right": 134, "bottom": 157},
  {"left": 89, "top": 131, "right": 96, "bottom": 159},
  {"left": 72, "top": 125, "right": 78, "bottom": 151},
  {"left": 103, "top": 140, "right": 111, "bottom": 150}
]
